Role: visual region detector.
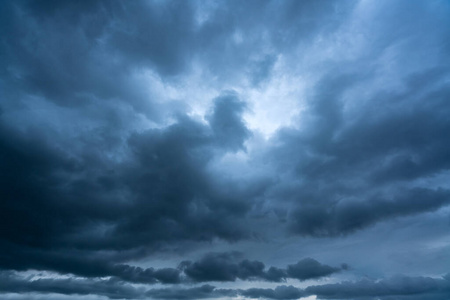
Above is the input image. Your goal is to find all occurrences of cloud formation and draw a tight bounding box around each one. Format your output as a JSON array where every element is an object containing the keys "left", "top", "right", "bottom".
[
  {"left": 1, "top": 272, "right": 449, "bottom": 300},
  {"left": 1, "top": 0, "right": 450, "bottom": 299},
  {"left": 180, "top": 253, "right": 344, "bottom": 283}
]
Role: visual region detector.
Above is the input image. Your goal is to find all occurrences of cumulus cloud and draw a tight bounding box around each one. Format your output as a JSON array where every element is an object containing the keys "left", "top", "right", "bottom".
[
  {"left": 1, "top": 0, "right": 450, "bottom": 299},
  {"left": 0, "top": 96, "right": 256, "bottom": 278},
  {"left": 1, "top": 272, "right": 449, "bottom": 300},
  {"left": 180, "top": 253, "right": 344, "bottom": 283}
]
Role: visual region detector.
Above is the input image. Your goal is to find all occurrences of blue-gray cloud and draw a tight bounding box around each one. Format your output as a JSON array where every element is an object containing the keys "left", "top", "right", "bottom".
[
  {"left": 1, "top": 0, "right": 450, "bottom": 299},
  {"left": 1, "top": 272, "right": 449, "bottom": 300},
  {"left": 180, "top": 252, "right": 344, "bottom": 283}
]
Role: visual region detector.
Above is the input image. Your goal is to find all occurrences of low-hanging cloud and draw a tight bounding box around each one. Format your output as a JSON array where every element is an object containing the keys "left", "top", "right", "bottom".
[
  {"left": 1, "top": 272, "right": 449, "bottom": 300},
  {"left": 180, "top": 252, "right": 345, "bottom": 283},
  {"left": 1, "top": 0, "right": 450, "bottom": 299}
]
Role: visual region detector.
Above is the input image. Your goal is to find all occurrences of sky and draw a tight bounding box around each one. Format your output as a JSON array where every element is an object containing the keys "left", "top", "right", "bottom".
[{"left": 1, "top": 0, "right": 450, "bottom": 299}]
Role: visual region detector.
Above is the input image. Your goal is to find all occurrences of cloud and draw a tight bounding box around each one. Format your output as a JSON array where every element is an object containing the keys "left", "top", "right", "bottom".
[
  {"left": 1, "top": 0, "right": 450, "bottom": 299},
  {"left": 180, "top": 252, "right": 344, "bottom": 283},
  {"left": 146, "top": 284, "right": 236, "bottom": 300},
  {"left": 0, "top": 271, "right": 143, "bottom": 299},
  {"left": 257, "top": 67, "right": 450, "bottom": 237},
  {"left": 240, "top": 275, "right": 450, "bottom": 300},
  {"left": 0, "top": 92, "right": 256, "bottom": 281},
  {"left": 207, "top": 92, "right": 251, "bottom": 152},
  {"left": 2, "top": 272, "right": 448, "bottom": 300},
  {"left": 286, "top": 258, "right": 341, "bottom": 281},
  {"left": 306, "top": 274, "right": 450, "bottom": 300},
  {"left": 289, "top": 188, "right": 450, "bottom": 237}
]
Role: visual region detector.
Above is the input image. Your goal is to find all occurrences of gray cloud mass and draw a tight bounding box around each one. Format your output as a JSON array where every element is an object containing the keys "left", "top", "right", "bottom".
[{"left": 1, "top": 0, "right": 450, "bottom": 299}]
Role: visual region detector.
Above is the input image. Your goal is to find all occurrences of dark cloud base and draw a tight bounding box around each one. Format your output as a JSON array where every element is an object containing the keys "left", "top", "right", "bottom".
[
  {"left": 1, "top": 0, "right": 450, "bottom": 299},
  {"left": 0, "top": 250, "right": 345, "bottom": 286},
  {"left": 180, "top": 253, "right": 345, "bottom": 283},
  {"left": 1, "top": 272, "right": 449, "bottom": 300}
]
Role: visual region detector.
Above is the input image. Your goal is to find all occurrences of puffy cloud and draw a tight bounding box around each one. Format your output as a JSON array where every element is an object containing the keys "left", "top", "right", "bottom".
[
  {"left": 0, "top": 271, "right": 142, "bottom": 299},
  {"left": 307, "top": 274, "right": 450, "bottom": 300},
  {"left": 286, "top": 258, "right": 340, "bottom": 281},
  {"left": 181, "top": 253, "right": 344, "bottom": 283},
  {"left": 241, "top": 285, "right": 305, "bottom": 300},
  {"left": 2, "top": 272, "right": 448, "bottom": 300},
  {"left": 0, "top": 93, "right": 256, "bottom": 281},
  {"left": 1, "top": 0, "right": 450, "bottom": 299}
]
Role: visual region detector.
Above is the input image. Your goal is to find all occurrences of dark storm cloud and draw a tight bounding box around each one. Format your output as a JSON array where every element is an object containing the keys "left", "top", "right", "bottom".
[
  {"left": 148, "top": 275, "right": 450, "bottom": 300},
  {"left": 0, "top": 92, "right": 257, "bottom": 279},
  {"left": 259, "top": 68, "right": 450, "bottom": 237},
  {"left": 146, "top": 284, "right": 237, "bottom": 300},
  {"left": 1, "top": 0, "right": 450, "bottom": 299},
  {"left": 0, "top": 271, "right": 234, "bottom": 299},
  {"left": 240, "top": 275, "right": 450, "bottom": 300},
  {"left": 0, "top": 0, "right": 346, "bottom": 112},
  {"left": 0, "top": 242, "right": 181, "bottom": 284},
  {"left": 207, "top": 92, "right": 251, "bottom": 152},
  {"left": 181, "top": 252, "right": 247, "bottom": 282},
  {"left": 290, "top": 188, "right": 450, "bottom": 237},
  {"left": 3, "top": 272, "right": 447, "bottom": 300},
  {"left": 2, "top": 0, "right": 268, "bottom": 273},
  {"left": 285, "top": 258, "right": 341, "bottom": 281},
  {"left": 180, "top": 252, "right": 344, "bottom": 282},
  {"left": 0, "top": 0, "right": 195, "bottom": 110},
  {"left": 182, "top": 0, "right": 348, "bottom": 83},
  {"left": 241, "top": 285, "right": 305, "bottom": 300},
  {"left": 115, "top": 94, "right": 255, "bottom": 248},
  {"left": 0, "top": 271, "right": 143, "bottom": 299},
  {"left": 306, "top": 274, "right": 450, "bottom": 300},
  {"left": 1, "top": 246, "right": 342, "bottom": 285}
]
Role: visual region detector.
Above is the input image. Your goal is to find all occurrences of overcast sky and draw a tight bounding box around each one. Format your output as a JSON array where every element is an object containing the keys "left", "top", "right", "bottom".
[{"left": 1, "top": 0, "right": 450, "bottom": 299}]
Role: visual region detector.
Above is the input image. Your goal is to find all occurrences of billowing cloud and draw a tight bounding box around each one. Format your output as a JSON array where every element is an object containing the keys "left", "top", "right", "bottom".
[
  {"left": 1, "top": 272, "right": 449, "bottom": 300},
  {"left": 180, "top": 253, "right": 344, "bottom": 282},
  {"left": 1, "top": 0, "right": 450, "bottom": 299},
  {"left": 0, "top": 95, "right": 257, "bottom": 277}
]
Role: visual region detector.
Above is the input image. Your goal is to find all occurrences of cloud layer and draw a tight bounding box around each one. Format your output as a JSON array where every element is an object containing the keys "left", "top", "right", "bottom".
[{"left": 1, "top": 0, "right": 450, "bottom": 299}]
